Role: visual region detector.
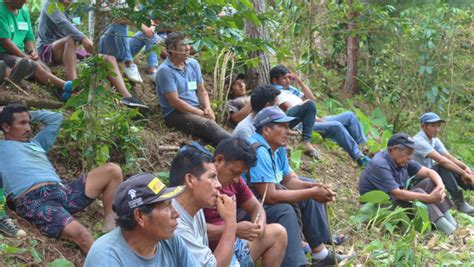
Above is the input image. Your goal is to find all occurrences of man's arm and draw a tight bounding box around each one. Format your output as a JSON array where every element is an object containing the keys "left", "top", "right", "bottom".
[
  {"left": 229, "top": 103, "right": 251, "bottom": 124},
  {"left": 164, "top": 92, "right": 206, "bottom": 116},
  {"left": 31, "top": 110, "right": 64, "bottom": 152},
  {"left": 197, "top": 83, "right": 215, "bottom": 120},
  {"left": 0, "top": 39, "right": 28, "bottom": 58},
  {"left": 428, "top": 150, "right": 473, "bottom": 181},
  {"left": 253, "top": 181, "right": 334, "bottom": 205},
  {"left": 290, "top": 73, "right": 315, "bottom": 101},
  {"left": 417, "top": 166, "right": 445, "bottom": 189},
  {"left": 45, "top": 3, "right": 85, "bottom": 42},
  {"left": 213, "top": 194, "right": 237, "bottom": 267}
]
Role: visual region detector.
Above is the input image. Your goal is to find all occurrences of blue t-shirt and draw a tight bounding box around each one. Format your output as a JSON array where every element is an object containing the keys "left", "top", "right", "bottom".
[
  {"left": 413, "top": 130, "right": 447, "bottom": 168},
  {"left": 0, "top": 110, "right": 63, "bottom": 198},
  {"left": 156, "top": 58, "right": 203, "bottom": 118},
  {"left": 84, "top": 228, "right": 197, "bottom": 267},
  {"left": 359, "top": 150, "right": 422, "bottom": 198},
  {"left": 246, "top": 133, "right": 291, "bottom": 184}
]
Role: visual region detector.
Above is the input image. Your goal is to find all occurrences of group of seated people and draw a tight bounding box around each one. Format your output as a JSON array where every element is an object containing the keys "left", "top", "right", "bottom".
[
  {"left": 0, "top": 0, "right": 473, "bottom": 266},
  {"left": 0, "top": 100, "right": 473, "bottom": 266}
]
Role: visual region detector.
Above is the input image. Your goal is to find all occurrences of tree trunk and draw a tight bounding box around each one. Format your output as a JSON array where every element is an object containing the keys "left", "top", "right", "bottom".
[
  {"left": 342, "top": 0, "right": 359, "bottom": 97},
  {"left": 245, "top": 0, "right": 270, "bottom": 90}
]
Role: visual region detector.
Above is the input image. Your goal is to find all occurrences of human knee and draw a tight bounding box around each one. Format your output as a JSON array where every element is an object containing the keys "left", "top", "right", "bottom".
[
  {"left": 103, "top": 162, "right": 123, "bottom": 182},
  {"left": 64, "top": 36, "right": 77, "bottom": 48},
  {"left": 103, "top": 54, "right": 117, "bottom": 64},
  {"left": 63, "top": 222, "right": 91, "bottom": 245},
  {"left": 266, "top": 223, "right": 287, "bottom": 242},
  {"left": 303, "top": 100, "right": 317, "bottom": 112}
]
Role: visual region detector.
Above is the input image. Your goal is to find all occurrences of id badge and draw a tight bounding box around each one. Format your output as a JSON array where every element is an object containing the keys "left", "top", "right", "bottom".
[
  {"left": 188, "top": 81, "right": 197, "bottom": 91},
  {"left": 17, "top": 22, "right": 28, "bottom": 31}
]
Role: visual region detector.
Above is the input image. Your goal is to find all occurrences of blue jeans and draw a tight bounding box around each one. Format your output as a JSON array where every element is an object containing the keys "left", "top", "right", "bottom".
[
  {"left": 313, "top": 111, "right": 368, "bottom": 160},
  {"left": 99, "top": 24, "right": 132, "bottom": 62},
  {"left": 286, "top": 100, "right": 317, "bottom": 143},
  {"left": 129, "top": 31, "right": 160, "bottom": 69}
]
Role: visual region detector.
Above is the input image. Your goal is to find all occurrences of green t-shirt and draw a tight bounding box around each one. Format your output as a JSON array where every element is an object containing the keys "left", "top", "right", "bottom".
[{"left": 0, "top": 2, "right": 35, "bottom": 54}]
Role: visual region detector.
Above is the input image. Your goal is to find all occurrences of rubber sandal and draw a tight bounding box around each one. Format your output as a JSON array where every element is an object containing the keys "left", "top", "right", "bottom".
[
  {"left": 9, "top": 58, "right": 35, "bottom": 82},
  {"left": 0, "top": 60, "right": 6, "bottom": 84},
  {"left": 332, "top": 234, "right": 349, "bottom": 246}
]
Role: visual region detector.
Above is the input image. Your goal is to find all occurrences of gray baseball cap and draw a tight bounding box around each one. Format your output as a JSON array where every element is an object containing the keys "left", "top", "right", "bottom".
[
  {"left": 253, "top": 106, "right": 296, "bottom": 129},
  {"left": 387, "top": 133, "right": 416, "bottom": 149}
]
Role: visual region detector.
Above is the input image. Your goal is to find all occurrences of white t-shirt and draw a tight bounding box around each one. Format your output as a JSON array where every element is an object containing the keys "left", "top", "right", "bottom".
[{"left": 413, "top": 130, "right": 447, "bottom": 168}]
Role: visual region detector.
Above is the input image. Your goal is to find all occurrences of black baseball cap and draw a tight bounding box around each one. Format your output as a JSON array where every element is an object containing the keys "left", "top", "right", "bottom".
[
  {"left": 387, "top": 133, "right": 416, "bottom": 149},
  {"left": 113, "top": 173, "right": 184, "bottom": 216}
]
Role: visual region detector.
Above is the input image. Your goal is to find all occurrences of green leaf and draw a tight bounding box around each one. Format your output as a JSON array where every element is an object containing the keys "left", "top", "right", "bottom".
[
  {"left": 290, "top": 148, "right": 303, "bottom": 171},
  {"left": 359, "top": 190, "right": 390, "bottom": 204},
  {"left": 46, "top": 259, "right": 75, "bottom": 267},
  {"left": 311, "top": 132, "right": 323, "bottom": 144}
]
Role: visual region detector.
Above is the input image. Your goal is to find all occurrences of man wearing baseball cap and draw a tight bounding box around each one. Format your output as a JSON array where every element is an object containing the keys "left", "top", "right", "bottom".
[
  {"left": 359, "top": 133, "right": 458, "bottom": 234},
  {"left": 85, "top": 173, "right": 196, "bottom": 266},
  {"left": 413, "top": 112, "right": 474, "bottom": 214},
  {"left": 246, "top": 106, "right": 354, "bottom": 266}
]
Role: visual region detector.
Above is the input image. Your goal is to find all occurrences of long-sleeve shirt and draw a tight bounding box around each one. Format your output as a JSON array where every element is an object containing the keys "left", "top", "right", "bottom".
[
  {"left": 36, "top": 0, "right": 85, "bottom": 51},
  {"left": 0, "top": 110, "right": 63, "bottom": 198}
]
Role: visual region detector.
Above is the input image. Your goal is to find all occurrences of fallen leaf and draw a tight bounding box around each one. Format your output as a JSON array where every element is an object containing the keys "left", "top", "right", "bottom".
[{"left": 427, "top": 234, "right": 437, "bottom": 249}]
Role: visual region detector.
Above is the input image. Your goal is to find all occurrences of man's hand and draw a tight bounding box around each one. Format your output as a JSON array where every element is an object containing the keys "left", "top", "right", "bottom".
[
  {"left": 311, "top": 184, "right": 336, "bottom": 203},
  {"left": 81, "top": 37, "right": 93, "bottom": 53},
  {"left": 203, "top": 107, "right": 216, "bottom": 121},
  {"left": 216, "top": 194, "right": 236, "bottom": 223},
  {"left": 236, "top": 221, "right": 260, "bottom": 241},
  {"left": 427, "top": 186, "right": 445, "bottom": 203},
  {"left": 461, "top": 173, "right": 474, "bottom": 186},
  {"left": 141, "top": 25, "right": 155, "bottom": 38},
  {"left": 28, "top": 51, "right": 39, "bottom": 61}
]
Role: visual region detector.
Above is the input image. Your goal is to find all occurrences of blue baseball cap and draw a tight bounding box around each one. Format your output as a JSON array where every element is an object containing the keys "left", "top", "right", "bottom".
[
  {"left": 419, "top": 112, "right": 445, "bottom": 124},
  {"left": 253, "top": 106, "right": 296, "bottom": 129}
]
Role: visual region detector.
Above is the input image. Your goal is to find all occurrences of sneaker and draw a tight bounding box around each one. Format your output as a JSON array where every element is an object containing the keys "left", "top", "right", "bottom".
[
  {"left": 457, "top": 202, "right": 474, "bottom": 214},
  {"left": 356, "top": 155, "right": 371, "bottom": 167},
  {"left": 312, "top": 251, "right": 356, "bottom": 267},
  {"left": 146, "top": 70, "right": 157, "bottom": 83},
  {"left": 121, "top": 96, "right": 149, "bottom": 109},
  {"left": 0, "top": 217, "right": 26, "bottom": 237},
  {"left": 123, "top": 63, "right": 143, "bottom": 83}
]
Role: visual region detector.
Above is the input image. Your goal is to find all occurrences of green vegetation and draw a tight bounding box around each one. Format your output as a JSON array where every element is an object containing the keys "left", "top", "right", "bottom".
[{"left": 0, "top": 0, "right": 472, "bottom": 266}]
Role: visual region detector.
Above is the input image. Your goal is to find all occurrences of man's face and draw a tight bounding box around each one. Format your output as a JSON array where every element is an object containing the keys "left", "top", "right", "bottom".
[
  {"left": 422, "top": 122, "right": 442, "bottom": 139},
  {"left": 171, "top": 39, "right": 191, "bottom": 61},
  {"left": 231, "top": 79, "right": 246, "bottom": 97},
  {"left": 143, "top": 200, "right": 180, "bottom": 240},
  {"left": 392, "top": 147, "right": 414, "bottom": 167},
  {"left": 264, "top": 122, "right": 290, "bottom": 148},
  {"left": 193, "top": 162, "right": 222, "bottom": 208},
  {"left": 2, "top": 112, "right": 32, "bottom": 142},
  {"left": 273, "top": 73, "right": 292, "bottom": 89},
  {"left": 214, "top": 157, "right": 248, "bottom": 187}
]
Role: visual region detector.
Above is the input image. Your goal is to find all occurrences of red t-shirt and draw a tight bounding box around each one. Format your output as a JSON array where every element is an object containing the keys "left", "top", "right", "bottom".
[{"left": 203, "top": 176, "right": 254, "bottom": 225}]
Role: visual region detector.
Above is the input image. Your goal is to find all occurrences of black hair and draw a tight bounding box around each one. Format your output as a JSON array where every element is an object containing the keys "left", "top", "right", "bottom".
[
  {"left": 115, "top": 203, "right": 157, "bottom": 231},
  {"left": 165, "top": 32, "right": 186, "bottom": 55},
  {"left": 169, "top": 148, "right": 214, "bottom": 186},
  {"left": 0, "top": 103, "right": 28, "bottom": 133},
  {"left": 255, "top": 122, "right": 276, "bottom": 135},
  {"left": 250, "top": 85, "right": 281, "bottom": 113},
  {"left": 214, "top": 138, "right": 257, "bottom": 168},
  {"left": 269, "top": 65, "right": 290, "bottom": 83}
]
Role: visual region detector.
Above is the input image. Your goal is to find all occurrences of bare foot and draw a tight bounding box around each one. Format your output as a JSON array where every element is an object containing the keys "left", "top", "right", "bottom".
[{"left": 304, "top": 142, "right": 321, "bottom": 160}]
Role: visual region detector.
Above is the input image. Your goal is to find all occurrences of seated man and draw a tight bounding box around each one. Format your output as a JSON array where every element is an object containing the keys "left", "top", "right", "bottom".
[
  {"left": 247, "top": 106, "right": 354, "bottom": 266},
  {"left": 226, "top": 73, "right": 251, "bottom": 125},
  {"left": 85, "top": 173, "right": 196, "bottom": 266},
  {"left": 270, "top": 65, "right": 370, "bottom": 166},
  {"left": 156, "top": 32, "right": 231, "bottom": 147},
  {"left": 36, "top": 0, "right": 145, "bottom": 106},
  {"left": 359, "top": 133, "right": 459, "bottom": 235},
  {"left": 169, "top": 149, "right": 240, "bottom": 266},
  {"left": 0, "top": 103, "right": 123, "bottom": 253},
  {"left": 233, "top": 84, "right": 281, "bottom": 141},
  {"left": 413, "top": 112, "right": 474, "bottom": 213},
  {"left": 204, "top": 138, "right": 287, "bottom": 266},
  {"left": 0, "top": 0, "right": 73, "bottom": 98}
]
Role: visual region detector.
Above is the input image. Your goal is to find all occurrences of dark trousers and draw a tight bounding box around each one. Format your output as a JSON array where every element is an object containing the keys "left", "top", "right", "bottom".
[
  {"left": 286, "top": 100, "right": 317, "bottom": 143},
  {"left": 432, "top": 165, "right": 472, "bottom": 204},
  {"left": 164, "top": 111, "right": 231, "bottom": 147},
  {"left": 393, "top": 178, "right": 453, "bottom": 222},
  {"left": 265, "top": 199, "right": 330, "bottom": 267}
]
